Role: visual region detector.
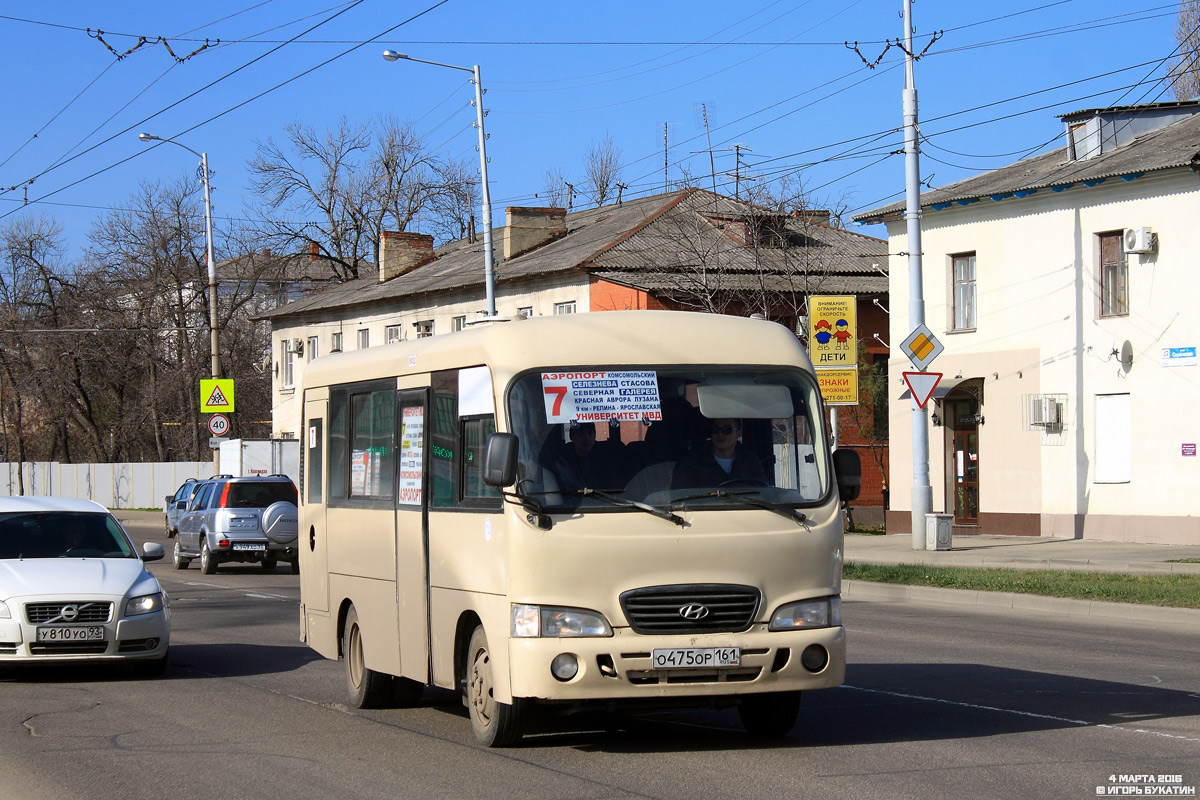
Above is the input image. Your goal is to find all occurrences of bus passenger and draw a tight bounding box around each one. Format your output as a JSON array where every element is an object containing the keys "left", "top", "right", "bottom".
[
  {"left": 547, "top": 421, "right": 620, "bottom": 491},
  {"left": 672, "top": 418, "right": 767, "bottom": 489}
]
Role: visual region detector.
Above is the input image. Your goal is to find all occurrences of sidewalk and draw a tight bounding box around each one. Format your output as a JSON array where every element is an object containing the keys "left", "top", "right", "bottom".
[{"left": 842, "top": 533, "right": 1200, "bottom": 626}]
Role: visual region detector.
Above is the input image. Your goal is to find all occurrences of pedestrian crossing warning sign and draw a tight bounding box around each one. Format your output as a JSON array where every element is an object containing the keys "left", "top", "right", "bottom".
[{"left": 200, "top": 379, "right": 235, "bottom": 413}]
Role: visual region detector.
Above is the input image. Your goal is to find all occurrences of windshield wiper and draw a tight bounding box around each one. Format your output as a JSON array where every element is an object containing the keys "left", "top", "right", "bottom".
[
  {"left": 531, "top": 488, "right": 686, "bottom": 527},
  {"left": 671, "top": 489, "right": 807, "bottom": 525}
]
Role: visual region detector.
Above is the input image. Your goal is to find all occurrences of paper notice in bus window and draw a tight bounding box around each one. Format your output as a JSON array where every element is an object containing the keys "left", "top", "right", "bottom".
[
  {"left": 350, "top": 451, "right": 369, "bottom": 496},
  {"left": 540, "top": 371, "right": 663, "bottom": 424},
  {"left": 398, "top": 405, "right": 424, "bottom": 505}
]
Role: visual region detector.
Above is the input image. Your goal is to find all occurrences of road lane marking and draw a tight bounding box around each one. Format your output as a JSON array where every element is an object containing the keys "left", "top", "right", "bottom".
[{"left": 844, "top": 684, "right": 1200, "bottom": 743}]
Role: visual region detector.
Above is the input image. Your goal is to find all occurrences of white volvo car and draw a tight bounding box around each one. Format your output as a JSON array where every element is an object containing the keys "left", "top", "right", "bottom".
[{"left": 0, "top": 497, "right": 170, "bottom": 674}]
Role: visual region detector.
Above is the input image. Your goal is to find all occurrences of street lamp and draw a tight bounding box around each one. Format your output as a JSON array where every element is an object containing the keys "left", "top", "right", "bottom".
[
  {"left": 382, "top": 50, "right": 496, "bottom": 318},
  {"left": 138, "top": 133, "right": 220, "bottom": 380}
]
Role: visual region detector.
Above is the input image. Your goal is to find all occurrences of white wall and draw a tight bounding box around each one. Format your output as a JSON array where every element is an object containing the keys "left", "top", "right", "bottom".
[
  {"left": 1, "top": 461, "right": 210, "bottom": 510},
  {"left": 884, "top": 168, "right": 1200, "bottom": 543}
]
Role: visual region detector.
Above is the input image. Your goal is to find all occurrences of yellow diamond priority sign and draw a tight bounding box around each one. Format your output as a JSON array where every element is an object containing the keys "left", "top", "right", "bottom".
[
  {"left": 899, "top": 323, "right": 944, "bottom": 371},
  {"left": 200, "top": 379, "right": 235, "bottom": 413}
]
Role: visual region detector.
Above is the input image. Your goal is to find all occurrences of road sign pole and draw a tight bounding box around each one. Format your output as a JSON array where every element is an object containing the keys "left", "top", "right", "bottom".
[{"left": 903, "top": 0, "right": 932, "bottom": 550}]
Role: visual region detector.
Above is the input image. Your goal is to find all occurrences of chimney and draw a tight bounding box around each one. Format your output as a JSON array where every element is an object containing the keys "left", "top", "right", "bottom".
[
  {"left": 378, "top": 231, "right": 436, "bottom": 283},
  {"left": 503, "top": 207, "right": 566, "bottom": 261},
  {"left": 308, "top": 242, "right": 320, "bottom": 260},
  {"left": 791, "top": 208, "right": 831, "bottom": 225}
]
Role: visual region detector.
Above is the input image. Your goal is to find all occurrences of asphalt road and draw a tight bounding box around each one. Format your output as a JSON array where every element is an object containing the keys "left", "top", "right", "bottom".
[{"left": 1, "top": 515, "right": 1197, "bottom": 800}]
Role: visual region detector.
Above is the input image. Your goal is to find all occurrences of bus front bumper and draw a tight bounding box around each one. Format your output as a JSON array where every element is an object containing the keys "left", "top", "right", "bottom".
[{"left": 508, "top": 624, "right": 845, "bottom": 703}]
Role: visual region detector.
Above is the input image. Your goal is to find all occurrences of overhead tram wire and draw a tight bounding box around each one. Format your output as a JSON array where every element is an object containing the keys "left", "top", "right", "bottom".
[
  {"left": 0, "top": 0, "right": 373, "bottom": 203},
  {"left": 0, "top": 0, "right": 453, "bottom": 223}
]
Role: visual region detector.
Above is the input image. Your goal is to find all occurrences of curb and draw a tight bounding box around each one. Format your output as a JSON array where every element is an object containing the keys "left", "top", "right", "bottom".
[{"left": 843, "top": 579, "right": 1200, "bottom": 627}]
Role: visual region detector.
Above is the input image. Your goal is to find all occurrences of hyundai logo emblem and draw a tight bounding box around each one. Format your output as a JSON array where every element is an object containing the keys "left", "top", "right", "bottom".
[
  {"left": 61, "top": 605, "right": 79, "bottom": 622},
  {"left": 679, "top": 603, "right": 710, "bottom": 620}
]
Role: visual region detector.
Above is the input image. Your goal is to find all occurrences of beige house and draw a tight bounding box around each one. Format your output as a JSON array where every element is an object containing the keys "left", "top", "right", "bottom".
[
  {"left": 855, "top": 101, "right": 1200, "bottom": 545},
  {"left": 258, "top": 189, "right": 889, "bottom": 504}
]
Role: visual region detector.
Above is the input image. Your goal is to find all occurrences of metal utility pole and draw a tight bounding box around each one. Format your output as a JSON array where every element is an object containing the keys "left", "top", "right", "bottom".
[
  {"left": 383, "top": 51, "right": 496, "bottom": 318},
  {"left": 902, "top": 0, "right": 932, "bottom": 549}
]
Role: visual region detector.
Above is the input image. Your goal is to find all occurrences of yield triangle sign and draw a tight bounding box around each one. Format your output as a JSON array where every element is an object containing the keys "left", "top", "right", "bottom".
[
  {"left": 903, "top": 371, "right": 942, "bottom": 409},
  {"left": 206, "top": 384, "right": 229, "bottom": 408}
]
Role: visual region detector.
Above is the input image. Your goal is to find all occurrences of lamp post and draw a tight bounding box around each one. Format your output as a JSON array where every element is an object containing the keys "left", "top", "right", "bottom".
[
  {"left": 382, "top": 50, "right": 496, "bottom": 318},
  {"left": 138, "top": 133, "right": 220, "bottom": 380}
]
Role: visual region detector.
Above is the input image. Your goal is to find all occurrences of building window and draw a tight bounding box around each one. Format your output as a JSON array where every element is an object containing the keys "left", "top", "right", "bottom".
[
  {"left": 517, "top": 307, "right": 533, "bottom": 319},
  {"left": 452, "top": 316, "right": 466, "bottom": 332},
  {"left": 951, "top": 253, "right": 976, "bottom": 331},
  {"left": 281, "top": 343, "right": 295, "bottom": 388},
  {"left": 554, "top": 301, "right": 576, "bottom": 315},
  {"left": 1099, "top": 231, "right": 1128, "bottom": 317},
  {"left": 386, "top": 325, "right": 402, "bottom": 344},
  {"left": 415, "top": 320, "right": 433, "bottom": 338},
  {"left": 307, "top": 336, "right": 318, "bottom": 361},
  {"left": 1094, "top": 393, "right": 1130, "bottom": 483},
  {"left": 357, "top": 329, "right": 370, "bottom": 350},
  {"left": 331, "top": 331, "right": 343, "bottom": 352}
]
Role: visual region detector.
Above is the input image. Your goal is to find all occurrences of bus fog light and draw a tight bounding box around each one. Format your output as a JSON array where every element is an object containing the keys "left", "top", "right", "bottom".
[
  {"left": 551, "top": 653, "right": 579, "bottom": 681},
  {"left": 800, "top": 644, "right": 829, "bottom": 673}
]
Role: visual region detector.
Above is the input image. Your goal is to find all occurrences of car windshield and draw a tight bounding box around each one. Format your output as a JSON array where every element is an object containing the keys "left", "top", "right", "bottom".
[
  {"left": 507, "top": 366, "right": 829, "bottom": 514},
  {"left": 0, "top": 511, "right": 137, "bottom": 559},
  {"left": 224, "top": 482, "right": 297, "bottom": 509}
]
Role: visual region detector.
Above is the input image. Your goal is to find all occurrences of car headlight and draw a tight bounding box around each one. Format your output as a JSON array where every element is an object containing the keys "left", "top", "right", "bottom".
[
  {"left": 511, "top": 604, "right": 612, "bottom": 638},
  {"left": 0, "top": 599, "right": 9, "bottom": 619},
  {"left": 125, "top": 592, "right": 166, "bottom": 616},
  {"left": 769, "top": 596, "right": 841, "bottom": 631}
]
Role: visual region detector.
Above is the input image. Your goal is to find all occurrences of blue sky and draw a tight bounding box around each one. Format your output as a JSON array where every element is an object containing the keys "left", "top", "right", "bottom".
[{"left": 0, "top": 1, "right": 1186, "bottom": 259}]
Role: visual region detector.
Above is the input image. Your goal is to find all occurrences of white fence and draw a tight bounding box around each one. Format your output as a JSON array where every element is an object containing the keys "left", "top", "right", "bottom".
[{"left": 2, "top": 461, "right": 211, "bottom": 510}]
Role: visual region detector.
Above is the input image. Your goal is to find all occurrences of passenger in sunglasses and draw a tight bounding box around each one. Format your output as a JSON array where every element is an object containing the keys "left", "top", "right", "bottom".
[{"left": 672, "top": 417, "right": 768, "bottom": 489}]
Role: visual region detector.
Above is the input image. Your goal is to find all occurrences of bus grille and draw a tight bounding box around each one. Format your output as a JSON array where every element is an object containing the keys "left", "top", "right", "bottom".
[{"left": 620, "top": 584, "right": 760, "bottom": 634}]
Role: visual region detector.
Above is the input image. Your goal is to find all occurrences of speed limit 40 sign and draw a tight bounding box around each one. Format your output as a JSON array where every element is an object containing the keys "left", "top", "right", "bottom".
[{"left": 207, "top": 414, "right": 230, "bottom": 437}]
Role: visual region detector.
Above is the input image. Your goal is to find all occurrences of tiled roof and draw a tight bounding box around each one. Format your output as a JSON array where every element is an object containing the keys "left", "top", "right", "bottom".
[
  {"left": 260, "top": 188, "right": 887, "bottom": 321},
  {"left": 854, "top": 109, "right": 1200, "bottom": 224}
]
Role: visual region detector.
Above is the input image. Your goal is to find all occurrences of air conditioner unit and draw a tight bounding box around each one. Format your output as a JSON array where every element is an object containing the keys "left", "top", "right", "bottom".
[
  {"left": 1031, "top": 397, "right": 1061, "bottom": 427},
  {"left": 1123, "top": 227, "right": 1156, "bottom": 254},
  {"left": 287, "top": 338, "right": 303, "bottom": 356}
]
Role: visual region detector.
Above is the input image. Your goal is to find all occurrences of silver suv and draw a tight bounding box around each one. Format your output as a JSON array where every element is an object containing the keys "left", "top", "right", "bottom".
[{"left": 173, "top": 475, "right": 298, "bottom": 574}]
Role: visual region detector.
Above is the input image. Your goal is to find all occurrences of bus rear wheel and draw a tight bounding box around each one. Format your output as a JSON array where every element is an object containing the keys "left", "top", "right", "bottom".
[
  {"left": 466, "top": 625, "right": 525, "bottom": 747},
  {"left": 343, "top": 606, "right": 392, "bottom": 709},
  {"left": 737, "top": 691, "right": 801, "bottom": 737}
]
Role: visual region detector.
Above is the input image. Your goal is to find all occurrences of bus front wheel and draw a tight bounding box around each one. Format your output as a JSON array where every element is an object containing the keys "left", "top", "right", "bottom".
[
  {"left": 343, "top": 606, "right": 392, "bottom": 709},
  {"left": 737, "top": 691, "right": 801, "bottom": 736},
  {"left": 466, "top": 625, "right": 525, "bottom": 747}
]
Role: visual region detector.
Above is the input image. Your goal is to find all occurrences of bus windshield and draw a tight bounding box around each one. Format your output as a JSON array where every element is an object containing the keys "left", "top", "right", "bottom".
[{"left": 506, "top": 366, "right": 829, "bottom": 514}]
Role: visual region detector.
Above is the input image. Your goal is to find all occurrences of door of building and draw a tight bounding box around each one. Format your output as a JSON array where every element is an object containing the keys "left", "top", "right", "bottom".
[{"left": 951, "top": 409, "right": 979, "bottom": 525}]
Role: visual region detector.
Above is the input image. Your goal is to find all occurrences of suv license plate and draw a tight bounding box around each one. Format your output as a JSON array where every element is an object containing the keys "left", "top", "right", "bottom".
[
  {"left": 37, "top": 626, "right": 104, "bottom": 642},
  {"left": 651, "top": 647, "right": 740, "bottom": 669},
  {"left": 232, "top": 543, "right": 267, "bottom": 552}
]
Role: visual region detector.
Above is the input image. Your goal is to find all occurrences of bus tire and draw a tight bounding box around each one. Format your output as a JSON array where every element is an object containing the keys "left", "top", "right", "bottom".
[
  {"left": 466, "top": 625, "right": 525, "bottom": 747},
  {"left": 343, "top": 606, "right": 392, "bottom": 709},
  {"left": 737, "top": 691, "right": 801, "bottom": 737}
]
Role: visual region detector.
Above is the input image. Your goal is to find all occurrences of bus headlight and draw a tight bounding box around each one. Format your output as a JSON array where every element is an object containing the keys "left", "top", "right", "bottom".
[
  {"left": 0, "top": 599, "right": 9, "bottom": 619},
  {"left": 511, "top": 604, "right": 612, "bottom": 638},
  {"left": 769, "top": 596, "right": 841, "bottom": 630}
]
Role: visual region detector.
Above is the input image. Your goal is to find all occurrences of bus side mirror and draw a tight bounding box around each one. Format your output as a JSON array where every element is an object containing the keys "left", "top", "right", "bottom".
[
  {"left": 833, "top": 448, "right": 862, "bottom": 502},
  {"left": 483, "top": 433, "right": 519, "bottom": 487}
]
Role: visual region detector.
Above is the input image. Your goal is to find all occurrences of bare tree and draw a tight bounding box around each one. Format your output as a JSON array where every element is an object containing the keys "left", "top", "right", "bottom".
[
  {"left": 541, "top": 167, "right": 570, "bottom": 209},
  {"left": 249, "top": 115, "right": 478, "bottom": 282},
  {"left": 583, "top": 134, "right": 622, "bottom": 207},
  {"left": 1171, "top": 1, "right": 1200, "bottom": 100}
]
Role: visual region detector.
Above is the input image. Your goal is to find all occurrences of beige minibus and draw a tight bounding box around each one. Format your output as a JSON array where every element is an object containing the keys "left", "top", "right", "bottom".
[{"left": 297, "top": 310, "right": 861, "bottom": 746}]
